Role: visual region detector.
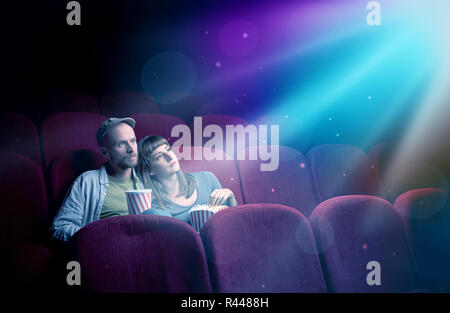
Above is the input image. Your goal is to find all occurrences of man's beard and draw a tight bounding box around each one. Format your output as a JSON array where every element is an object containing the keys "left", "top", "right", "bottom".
[{"left": 115, "top": 156, "right": 138, "bottom": 169}]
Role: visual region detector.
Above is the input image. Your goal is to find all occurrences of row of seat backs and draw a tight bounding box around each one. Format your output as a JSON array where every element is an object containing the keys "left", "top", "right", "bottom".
[
  {"left": 3, "top": 113, "right": 446, "bottom": 199},
  {"left": 2, "top": 151, "right": 448, "bottom": 292},
  {"left": 6, "top": 141, "right": 443, "bottom": 218},
  {"left": 69, "top": 198, "right": 423, "bottom": 293}
]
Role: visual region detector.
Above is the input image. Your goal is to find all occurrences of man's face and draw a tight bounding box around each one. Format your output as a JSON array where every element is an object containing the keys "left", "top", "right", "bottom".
[{"left": 100, "top": 123, "right": 138, "bottom": 169}]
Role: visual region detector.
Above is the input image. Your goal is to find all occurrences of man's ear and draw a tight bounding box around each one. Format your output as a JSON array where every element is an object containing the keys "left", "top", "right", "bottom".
[{"left": 99, "top": 146, "right": 108, "bottom": 159}]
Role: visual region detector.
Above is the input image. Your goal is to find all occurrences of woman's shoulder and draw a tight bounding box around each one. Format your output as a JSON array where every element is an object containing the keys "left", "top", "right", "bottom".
[{"left": 188, "top": 171, "right": 217, "bottom": 182}]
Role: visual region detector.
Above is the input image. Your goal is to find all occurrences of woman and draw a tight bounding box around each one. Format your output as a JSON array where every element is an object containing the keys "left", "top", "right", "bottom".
[{"left": 136, "top": 135, "right": 237, "bottom": 224}]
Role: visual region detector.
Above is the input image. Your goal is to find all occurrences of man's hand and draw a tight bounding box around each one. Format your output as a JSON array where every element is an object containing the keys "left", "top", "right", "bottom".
[{"left": 209, "top": 188, "right": 236, "bottom": 206}]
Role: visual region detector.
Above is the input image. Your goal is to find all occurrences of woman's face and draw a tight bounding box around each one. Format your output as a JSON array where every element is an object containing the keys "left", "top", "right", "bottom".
[{"left": 148, "top": 144, "right": 180, "bottom": 178}]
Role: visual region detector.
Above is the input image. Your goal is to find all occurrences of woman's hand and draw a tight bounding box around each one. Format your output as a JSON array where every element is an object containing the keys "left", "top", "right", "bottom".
[{"left": 209, "top": 188, "right": 237, "bottom": 207}]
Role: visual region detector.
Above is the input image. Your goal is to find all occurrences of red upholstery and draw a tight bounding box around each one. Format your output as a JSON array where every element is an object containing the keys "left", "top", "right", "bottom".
[
  {"left": 49, "top": 149, "right": 106, "bottom": 214},
  {"left": 238, "top": 145, "right": 319, "bottom": 217},
  {"left": 101, "top": 91, "right": 159, "bottom": 116},
  {"left": 41, "top": 113, "right": 107, "bottom": 167},
  {"left": 310, "top": 195, "right": 419, "bottom": 292},
  {"left": 131, "top": 113, "right": 186, "bottom": 146},
  {"left": 0, "top": 153, "right": 48, "bottom": 243},
  {"left": 69, "top": 215, "right": 212, "bottom": 293},
  {"left": 394, "top": 188, "right": 450, "bottom": 290},
  {"left": 0, "top": 113, "right": 42, "bottom": 167},
  {"left": 307, "top": 144, "right": 379, "bottom": 202},
  {"left": 200, "top": 204, "right": 327, "bottom": 292}
]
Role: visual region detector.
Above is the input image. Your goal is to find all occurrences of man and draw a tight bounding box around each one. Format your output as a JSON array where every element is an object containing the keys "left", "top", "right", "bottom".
[{"left": 51, "top": 117, "right": 143, "bottom": 242}]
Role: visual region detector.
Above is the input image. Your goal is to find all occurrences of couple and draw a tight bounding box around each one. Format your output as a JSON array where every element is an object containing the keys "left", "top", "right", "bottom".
[{"left": 51, "top": 117, "right": 237, "bottom": 242}]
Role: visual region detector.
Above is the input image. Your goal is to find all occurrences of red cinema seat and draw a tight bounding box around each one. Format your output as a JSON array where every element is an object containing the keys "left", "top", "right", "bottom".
[
  {"left": 200, "top": 204, "right": 327, "bottom": 292},
  {"left": 307, "top": 144, "right": 380, "bottom": 202},
  {"left": 49, "top": 149, "right": 106, "bottom": 215},
  {"left": 41, "top": 112, "right": 107, "bottom": 168},
  {"left": 237, "top": 145, "right": 319, "bottom": 217},
  {"left": 0, "top": 153, "right": 48, "bottom": 243},
  {"left": 69, "top": 215, "right": 212, "bottom": 293},
  {"left": 0, "top": 113, "right": 43, "bottom": 167},
  {"left": 394, "top": 188, "right": 450, "bottom": 291},
  {"left": 131, "top": 113, "right": 186, "bottom": 146},
  {"left": 310, "top": 195, "right": 420, "bottom": 292}
]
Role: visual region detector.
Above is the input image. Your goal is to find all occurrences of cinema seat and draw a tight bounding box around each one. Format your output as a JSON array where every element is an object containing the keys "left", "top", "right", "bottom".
[
  {"left": 101, "top": 91, "right": 160, "bottom": 116},
  {"left": 200, "top": 204, "right": 327, "bottom": 292},
  {"left": 0, "top": 113, "right": 43, "bottom": 167},
  {"left": 49, "top": 149, "right": 106, "bottom": 215},
  {"left": 41, "top": 112, "right": 107, "bottom": 168},
  {"left": 394, "top": 188, "right": 450, "bottom": 291},
  {"left": 307, "top": 144, "right": 379, "bottom": 202},
  {"left": 177, "top": 146, "right": 244, "bottom": 205},
  {"left": 237, "top": 145, "right": 319, "bottom": 217},
  {"left": 69, "top": 215, "right": 212, "bottom": 293},
  {"left": 130, "top": 113, "right": 186, "bottom": 146},
  {"left": 369, "top": 142, "right": 448, "bottom": 202},
  {"left": 0, "top": 152, "right": 48, "bottom": 243},
  {"left": 0, "top": 153, "right": 56, "bottom": 291},
  {"left": 310, "top": 195, "right": 419, "bottom": 292}
]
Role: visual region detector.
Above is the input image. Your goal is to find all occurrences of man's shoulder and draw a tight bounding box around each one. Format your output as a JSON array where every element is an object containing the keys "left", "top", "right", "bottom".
[{"left": 75, "top": 167, "right": 105, "bottom": 184}]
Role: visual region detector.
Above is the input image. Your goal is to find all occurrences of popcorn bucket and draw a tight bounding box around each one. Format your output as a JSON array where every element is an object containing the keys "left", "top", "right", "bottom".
[
  {"left": 189, "top": 204, "right": 227, "bottom": 232},
  {"left": 125, "top": 189, "right": 152, "bottom": 215}
]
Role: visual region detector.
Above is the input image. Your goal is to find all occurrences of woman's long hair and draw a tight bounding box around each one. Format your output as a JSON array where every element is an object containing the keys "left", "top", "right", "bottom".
[{"left": 136, "top": 135, "right": 195, "bottom": 210}]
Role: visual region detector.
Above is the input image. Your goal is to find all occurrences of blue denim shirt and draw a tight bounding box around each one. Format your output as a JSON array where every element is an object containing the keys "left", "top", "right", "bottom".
[{"left": 50, "top": 165, "right": 144, "bottom": 242}]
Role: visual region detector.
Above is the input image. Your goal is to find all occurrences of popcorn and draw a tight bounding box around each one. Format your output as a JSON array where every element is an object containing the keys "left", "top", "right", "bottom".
[{"left": 189, "top": 204, "right": 228, "bottom": 232}]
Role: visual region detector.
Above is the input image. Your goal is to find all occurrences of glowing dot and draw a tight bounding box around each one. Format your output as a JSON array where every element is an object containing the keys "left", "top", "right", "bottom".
[
  {"left": 204, "top": 30, "right": 209, "bottom": 35},
  {"left": 200, "top": 55, "right": 204, "bottom": 59},
  {"left": 387, "top": 190, "right": 391, "bottom": 193},
  {"left": 242, "top": 32, "right": 248, "bottom": 38},
  {"left": 371, "top": 164, "right": 375, "bottom": 169},
  {"left": 262, "top": 140, "right": 266, "bottom": 144},
  {"left": 300, "top": 163, "right": 305, "bottom": 168},
  {"left": 393, "top": 252, "right": 396, "bottom": 256},
  {"left": 258, "top": 65, "right": 263, "bottom": 70},
  {"left": 343, "top": 172, "right": 347, "bottom": 177},
  {"left": 215, "top": 61, "right": 222, "bottom": 68},
  {"left": 329, "top": 117, "right": 332, "bottom": 121},
  {"left": 273, "top": 87, "right": 276, "bottom": 91},
  {"left": 362, "top": 244, "right": 368, "bottom": 250},
  {"left": 368, "top": 96, "right": 372, "bottom": 100},
  {"left": 271, "top": 188, "right": 275, "bottom": 193},
  {"left": 235, "top": 99, "right": 239, "bottom": 103},
  {"left": 262, "top": 284, "right": 265, "bottom": 288},
  {"left": 242, "top": 93, "right": 246, "bottom": 97},
  {"left": 230, "top": 177, "right": 234, "bottom": 182},
  {"left": 419, "top": 201, "right": 423, "bottom": 205},
  {"left": 285, "top": 115, "right": 289, "bottom": 118},
  {"left": 336, "top": 133, "right": 340, "bottom": 137}
]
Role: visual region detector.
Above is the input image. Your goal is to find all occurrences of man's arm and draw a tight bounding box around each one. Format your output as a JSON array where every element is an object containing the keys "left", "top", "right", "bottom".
[{"left": 51, "top": 177, "right": 86, "bottom": 242}]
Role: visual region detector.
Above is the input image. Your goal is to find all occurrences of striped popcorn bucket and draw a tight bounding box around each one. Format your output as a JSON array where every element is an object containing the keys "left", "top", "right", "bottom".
[
  {"left": 189, "top": 205, "right": 227, "bottom": 233},
  {"left": 125, "top": 189, "right": 152, "bottom": 215}
]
